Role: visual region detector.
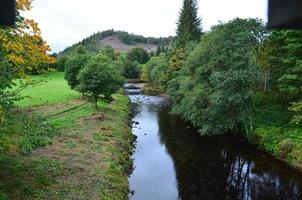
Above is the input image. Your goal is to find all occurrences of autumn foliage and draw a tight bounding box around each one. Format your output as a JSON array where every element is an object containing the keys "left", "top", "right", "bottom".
[{"left": 0, "top": 0, "right": 55, "bottom": 120}]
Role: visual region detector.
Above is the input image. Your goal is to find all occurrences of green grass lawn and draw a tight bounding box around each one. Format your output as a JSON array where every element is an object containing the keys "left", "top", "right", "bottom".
[{"left": 16, "top": 72, "right": 80, "bottom": 107}]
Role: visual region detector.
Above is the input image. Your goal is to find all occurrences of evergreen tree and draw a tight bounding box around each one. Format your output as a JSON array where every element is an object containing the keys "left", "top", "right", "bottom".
[
  {"left": 156, "top": 45, "right": 161, "bottom": 56},
  {"left": 176, "top": 0, "right": 202, "bottom": 47},
  {"left": 149, "top": 51, "right": 155, "bottom": 58}
]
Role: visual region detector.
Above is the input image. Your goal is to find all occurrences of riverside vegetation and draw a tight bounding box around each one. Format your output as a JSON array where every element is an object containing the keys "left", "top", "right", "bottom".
[
  {"left": 1, "top": 0, "right": 302, "bottom": 199},
  {"left": 139, "top": 0, "right": 302, "bottom": 169},
  {"left": 0, "top": 72, "right": 135, "bottom": 199}
]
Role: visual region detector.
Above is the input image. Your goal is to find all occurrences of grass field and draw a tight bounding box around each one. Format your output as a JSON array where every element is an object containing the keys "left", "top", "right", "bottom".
[
  {"left": 1, "top": 72, "right": 134, "bottom": 199},
  {"left": 16, "top": 72, "right": 80, "bottom": 107}
]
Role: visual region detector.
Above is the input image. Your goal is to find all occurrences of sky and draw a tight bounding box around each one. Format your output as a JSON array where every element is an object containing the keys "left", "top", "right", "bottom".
[{"left": 24, "top": 0, "right": 268, "bottom": 53}]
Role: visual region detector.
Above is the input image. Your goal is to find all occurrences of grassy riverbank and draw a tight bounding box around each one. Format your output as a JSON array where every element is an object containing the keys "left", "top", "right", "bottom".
[{"left": 0, "top": 73, "right": 134, "bottom": 199}]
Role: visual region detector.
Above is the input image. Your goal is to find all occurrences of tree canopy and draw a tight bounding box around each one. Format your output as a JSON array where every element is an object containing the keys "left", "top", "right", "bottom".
[
  {"left": 77, "top": 53, "right": 124, "bottom": 108},
  {"left": 64, "top": 45, "right": 91, "bottom": 90}
]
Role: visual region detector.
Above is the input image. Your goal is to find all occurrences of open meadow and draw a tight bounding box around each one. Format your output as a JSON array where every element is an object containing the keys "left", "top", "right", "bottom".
[{"left": 16, "top": 72, "right": 80, "bottom": 107}]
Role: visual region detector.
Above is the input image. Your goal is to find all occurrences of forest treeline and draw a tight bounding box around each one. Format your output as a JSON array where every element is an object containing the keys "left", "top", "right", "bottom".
[{"left": 140, "top": 0, "right": 302, "bottom": 167}]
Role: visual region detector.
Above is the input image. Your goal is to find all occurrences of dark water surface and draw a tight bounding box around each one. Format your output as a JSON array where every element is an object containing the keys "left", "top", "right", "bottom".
[{"left": 126, "top": 84, "right": 302, "bottom": 200}]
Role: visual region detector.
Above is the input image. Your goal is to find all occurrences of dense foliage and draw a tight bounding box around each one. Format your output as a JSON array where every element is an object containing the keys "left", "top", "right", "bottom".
[
  {"left": 0, "top": 112, "right": 58, "bottom": 155},
  {"left": 127, "top": 47, "right": 149, "bottom": 64},
  {"left": 64, "top": 45, "right": 91, "bottom": 90},
  {"left": 77, "top": 53, "right": 124, "bottom": 108},
  {"left": 169, "top": 18, "right": 266, "bottom": 135},
  {"left": 143, "top": 14, "right": 302, "bottom": 167}
]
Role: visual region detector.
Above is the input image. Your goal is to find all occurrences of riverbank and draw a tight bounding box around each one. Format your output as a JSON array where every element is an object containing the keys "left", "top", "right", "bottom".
[
  {"left": 127, "top": 83, "right": 302, "bottom": 199},
  {"left": 252, "top": 107, "right": 302, "bottom": 171},
  {"left": 0, "top": 73, "right": 134, "bottom": 199},
  {"left": 141, "top": 83, "right": 302, "bottom": 171}
]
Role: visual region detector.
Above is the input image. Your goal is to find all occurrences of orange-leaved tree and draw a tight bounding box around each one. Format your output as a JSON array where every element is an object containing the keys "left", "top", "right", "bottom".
[{"left": 0, "top": 0, "right": 55, "bottom": 121}]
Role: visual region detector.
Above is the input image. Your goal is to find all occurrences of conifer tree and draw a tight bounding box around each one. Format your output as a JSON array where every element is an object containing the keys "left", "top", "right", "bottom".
[
  {"left": 176, "top": 0, "right": 202, "bottom": 47},
  {"left": 156, "top": 45, "right": 161, "bottom": 56}
]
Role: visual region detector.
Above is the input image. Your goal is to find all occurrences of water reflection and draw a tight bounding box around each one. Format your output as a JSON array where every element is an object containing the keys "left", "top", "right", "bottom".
[
  {"left": 158, "top": 107, "right": 302, "bottom": 200},
  {"left": 128, "top": 86, "right": 302, "bottom": 200}
]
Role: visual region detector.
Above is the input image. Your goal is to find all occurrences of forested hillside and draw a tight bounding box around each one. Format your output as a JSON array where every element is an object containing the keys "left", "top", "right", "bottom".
[{"left": 59, "top": 30, "right": 174, "bottom": 56}]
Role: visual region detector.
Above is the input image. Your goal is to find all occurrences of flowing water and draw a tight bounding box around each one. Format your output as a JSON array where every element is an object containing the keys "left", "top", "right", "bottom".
[{"left": 126, "top": 83, "right": 302, "bottom": 200}]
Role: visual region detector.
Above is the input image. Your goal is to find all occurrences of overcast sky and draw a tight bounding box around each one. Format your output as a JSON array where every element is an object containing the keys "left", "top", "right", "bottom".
[{"left": 24, "top": 0, "right": 268, "bottom": 53}]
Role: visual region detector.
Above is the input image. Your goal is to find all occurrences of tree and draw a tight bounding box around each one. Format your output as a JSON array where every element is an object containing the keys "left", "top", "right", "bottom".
[
  {"left": 176, "top": 0, "right": 202, "bottom": 47},
  {"left": 256, "top": 30, "right": 302, "bottom": 124},
  {"left": 78, "top": 53, "right": 124, "bottom": 109},
  {"left": 99, "top": 45, "right": 116, "bottom": 60},
  {"left": 0, "top": 0, "right": 55, "bottom": 120},
  {"left": 115, "top": 53, "right": 140, "bottom": 79},
  {"left": 168, "top": 18, "right": 266, "bottom": 135},
  {"left": 146, "top": 54, "right": 169, "bottom": 89},
  {"left": 156, "top": 45, "right": 162, "bottom": 56},
  {"left": 140, "top": 64, "right": 149, "bottom": 82},
  {"left": 57, "top": 55, "right": 68, "bottom": 72},
  {"left": 64, "top": 45, "right": 91, "bottom": 90},
  {"left": 149, "top": 51, "right": 155, "bottom": 58},
  {"left": 123, "top": 60, "right": 140, "bottom": 79},
  {"left": 127, "top": 47, "right": 149, "bottom": 64}
]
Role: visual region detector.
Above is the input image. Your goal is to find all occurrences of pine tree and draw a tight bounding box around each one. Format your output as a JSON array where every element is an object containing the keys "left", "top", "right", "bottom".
[
  {"left": 156, "top": 45, "right": 161, "bottom": 56},
  {"left": 176, "top": 0, "right": 202, "bottom": 47}
]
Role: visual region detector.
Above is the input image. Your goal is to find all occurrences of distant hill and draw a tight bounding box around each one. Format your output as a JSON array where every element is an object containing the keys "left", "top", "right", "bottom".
[{"left": 59, "top": 30, "right": 174, "bottom": 56}]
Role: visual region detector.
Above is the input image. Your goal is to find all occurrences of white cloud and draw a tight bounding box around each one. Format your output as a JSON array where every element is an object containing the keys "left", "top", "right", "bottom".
[{"left": 24, "top": 0, "right": 268, "bottom": 52}]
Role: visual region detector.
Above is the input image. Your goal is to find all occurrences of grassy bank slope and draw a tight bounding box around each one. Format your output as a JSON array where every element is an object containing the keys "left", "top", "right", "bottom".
[{"left": 1, "top": 72, "right": 134, "bottom": 199}]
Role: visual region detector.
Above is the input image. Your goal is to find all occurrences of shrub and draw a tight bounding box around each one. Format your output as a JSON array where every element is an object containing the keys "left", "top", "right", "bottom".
[
  {"left": 279, "top": 139, "right": 294, "bottom": 159},
  {"left": 0, "top": 111, "right": 58, "bottom": 155}
]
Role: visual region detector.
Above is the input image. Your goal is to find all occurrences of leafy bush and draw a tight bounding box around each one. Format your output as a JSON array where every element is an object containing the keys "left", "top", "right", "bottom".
[
  {"left": 0, "top": 111, "right": 58, "bottom": 155},
  {"left": 279, "top": 139, "right": 294, "bottom": 159}
]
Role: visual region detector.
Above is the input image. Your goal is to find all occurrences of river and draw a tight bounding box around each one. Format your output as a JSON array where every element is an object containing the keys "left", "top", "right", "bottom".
[{"left": 125, "top": 83, "right": 302, "bottom": 200}]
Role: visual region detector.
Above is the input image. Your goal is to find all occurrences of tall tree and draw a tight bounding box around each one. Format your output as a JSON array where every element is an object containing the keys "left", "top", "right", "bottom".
[
  {"left": 78, "top": 53, "right": 124, "bottom": 108},
  {"left": 127, "top": 47, "right": 149, "bottom": 64},
  {"left": 169, "top": 18, "right": 266, "bottom": 135},
  {"left": 176, "top": 0, "right": 202, "bottom": 47},
  {"left": 64, "top": 45, "right": 91, "bottom": 90}
]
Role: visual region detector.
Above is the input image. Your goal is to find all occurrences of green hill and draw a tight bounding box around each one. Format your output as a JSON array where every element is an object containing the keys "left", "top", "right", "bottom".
[{"left": 59, "top": 30, "right": 174, "bottom": 56}]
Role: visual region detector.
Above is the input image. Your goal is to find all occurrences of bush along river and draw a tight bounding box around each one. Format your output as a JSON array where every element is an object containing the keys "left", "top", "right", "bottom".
[{"left": 125, "top": 83, "right": 302, "bottom": 200}]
